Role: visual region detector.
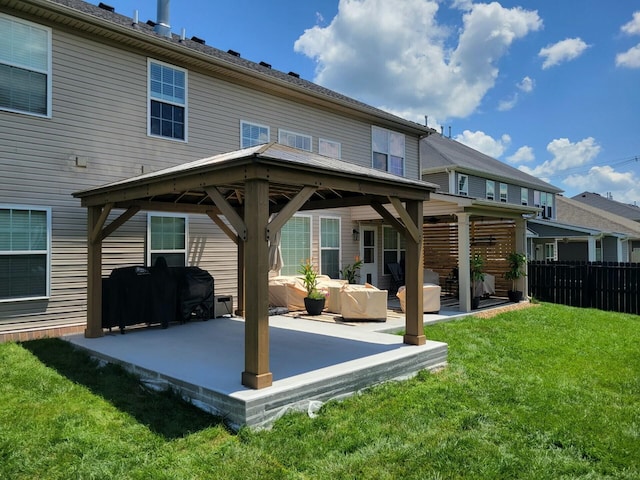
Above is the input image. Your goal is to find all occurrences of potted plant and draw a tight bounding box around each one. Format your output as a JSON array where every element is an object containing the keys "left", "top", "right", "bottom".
[
  {"left": 504, "top": 252, "right": 527, "bottom": 303},
  {"left": 340, "top": 256, "right": 363, "bottom": 284},
  {"left": 470, "top": 254, "right": 485, "bottom": 309},
  {"left": 298, "top": 259, "right": 326, "bottom": 315}
]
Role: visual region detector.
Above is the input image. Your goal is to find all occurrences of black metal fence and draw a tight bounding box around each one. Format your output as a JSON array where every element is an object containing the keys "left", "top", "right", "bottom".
[{"left": 528, "top": 261, "right": 640, "bottom": 315}]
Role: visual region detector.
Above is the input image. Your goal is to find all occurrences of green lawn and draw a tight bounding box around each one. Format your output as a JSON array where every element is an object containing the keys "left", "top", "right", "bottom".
[{"left": 1, "top": 303, "right": 639, "bottom": 479}]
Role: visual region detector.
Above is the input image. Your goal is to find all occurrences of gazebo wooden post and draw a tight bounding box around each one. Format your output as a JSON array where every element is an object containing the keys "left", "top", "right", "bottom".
[
  {"left": 403, "top": 200, "right": 426, "bottom": 346},
  {"left": 241, "top": 178, "right": 273, "bottom": 389},
  {"left": 236, "top": 239, "right": 245, "bottom": 316},
  {"left": 85, "top": 205, "right": 104, "bottom": 338}
]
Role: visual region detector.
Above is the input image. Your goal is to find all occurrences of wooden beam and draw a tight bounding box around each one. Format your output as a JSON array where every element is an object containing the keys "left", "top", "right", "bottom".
[
  {"left": 206, "top": 211, "right": 238, "bottom": 245},
  {"left": 389, "top": 196, "right": 421, "bottom": 244},
  {"left": 370, "top": 201, "right": 407, "bottom": 235},
  {"left": 89, "top": 203, "right": 112, "bottom": 245},
  {"left": 115, "top": 200, "right": 221, "bottom": 216},
  {"left": 403, "top": 200, "right": 426, "bottom": 346},
  {"left": 100, "top": 206, "right": 141, "bottom": 241},
  {"left": 267, "top": 186, "right": 317, "bottom": 237},
  {"left": 85, "top": 206, "right": 104, "bottom": 338},
  {"left": 205, "top": 187, "right": 247, "bottom": 241},
  {"left": 241, "top": 178, "right": 273, "bottom": 389}
]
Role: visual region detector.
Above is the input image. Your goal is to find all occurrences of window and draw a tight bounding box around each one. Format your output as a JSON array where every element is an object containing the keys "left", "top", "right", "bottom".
[
  {"left": 278, "top": 129, "right": 311, "bottom": 151},
  {"left": 500, "top": 183, "right": 508, "bottom": 203},
  {"left": 486, "top": 180, "right": 495, "bottom": 200},
  {"left": 458, "top": 174, "right": 469, "bottom": 196},
  {"left": 521, "top": 187, "right": 528, "bottom": 206},
  {"left": 372, "top": 126, "right": 405, "bottom": 176},
  {"left": 147, "top": 214, "right": 187, "bottom": 267},
  {"left": 280, "top": 215, "right": 311, "bottom": 276},
  {"left": 241, "top": 121, "right": 269, "bottom": 148},
  {"left": 148, "top": 60, "right": 187, "bottom": 141},
  {"left": 534, "top": 191, "right": 553, "bottom": 218},
  {"left": 383, "top": 226, "right": 405, "bottom": 274},
  {"left": 320, "top": 217, "right": 340, "bottom": 278},
  {"left": 0, "top": 206, "right": 50, "bottom": 301},
  {"left": 319, "top": 138, "right": 341, "bottom": 159},
  {"left": 545, "top": 242, "right": 556, "bottom": 262},
  {"left": 0, "top": 14, "right": 51, "bottom": 117}
]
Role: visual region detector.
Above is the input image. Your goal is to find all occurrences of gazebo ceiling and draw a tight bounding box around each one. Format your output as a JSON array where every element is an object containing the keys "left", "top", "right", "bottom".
[{"left": 73, "top": 143, "right": 438, "bottom": 214}]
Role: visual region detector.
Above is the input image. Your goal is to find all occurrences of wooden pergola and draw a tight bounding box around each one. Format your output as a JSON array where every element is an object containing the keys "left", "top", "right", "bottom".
[{"left": 73, "top": 143, "right": 437, "bottom": 389}]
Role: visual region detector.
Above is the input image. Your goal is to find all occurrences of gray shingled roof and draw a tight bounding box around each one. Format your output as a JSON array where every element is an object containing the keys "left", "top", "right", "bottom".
[
  {"left": 421, "top": 133, "right": 562, "bottom": 193},
  {"left": 556, "top": 195, "right": 640, "bottom": 237},
  {"left": 571, "top": 192, "right": 640, "bottom": 222},
  {"left": 44, "top": 0, "right": 431, "bottom": 135}
]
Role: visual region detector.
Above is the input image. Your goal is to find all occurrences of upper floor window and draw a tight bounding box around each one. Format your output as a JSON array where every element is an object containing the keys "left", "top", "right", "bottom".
[
  {"left": 534, "top": 191, "right": 554, "bottom": 219},
  {"left": 148, "top": 60, "right": 187, "bottom": 141},
  {"left": 521, "top": 187, "right": 528, "bottom": 206},
  {"left": 458, "top": 174, "right": 469, "bottom": 196},
  {"left": 279, "top": 129, "right": 312, "bottom": 151},
  {"left": 241, "top": 121, "right": 269, "bottom": 148},
  {"left": 486, "top": 180, "right": 495, "bottom": 200},
  {"left": 372, "top": 126, "right": 405, "bottom": 176},
  {"left": 0, "top": 205, "right": 51, "bottom": 301},
  {"left": 319, "top": 138, "right": 341, "bottom": 159},
  {"left": 147, "top": 213, "right": 187, "bottom": 267},
  {"left": 500, "top": 183, "right": 508, "bottom": 203},
  {"left": 0, "top": 14, "right": 51, "bottom": 117}
]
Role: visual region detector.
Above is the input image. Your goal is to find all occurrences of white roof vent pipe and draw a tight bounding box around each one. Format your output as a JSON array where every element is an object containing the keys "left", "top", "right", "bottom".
[{"left": 155, "top": 0, "right": 171, "bottom": 37}]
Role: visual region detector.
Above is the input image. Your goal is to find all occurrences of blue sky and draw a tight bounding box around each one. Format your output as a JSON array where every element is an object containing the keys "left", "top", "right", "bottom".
[{"left": 96, "top": 0, "right": 640, "bottom": 203}]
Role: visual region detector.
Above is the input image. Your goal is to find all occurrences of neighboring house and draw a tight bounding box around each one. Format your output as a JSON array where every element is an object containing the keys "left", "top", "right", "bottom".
[
  {"left": 0, "top": 0, "right": 434, "bottom": 340},
  {"left": 571, "top": 192, "right": 640, "bottom": 223},
  {"left": 528, "top": 195, "right": 640, "bottom": 263},
  {"left": 398, "top": 133, "right": 562, "bottom": 311}
]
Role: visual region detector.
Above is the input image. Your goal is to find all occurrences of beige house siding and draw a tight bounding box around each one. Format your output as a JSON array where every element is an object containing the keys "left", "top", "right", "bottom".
[{"left": 1, "top": 10, "right": 424, "bottom": 332}]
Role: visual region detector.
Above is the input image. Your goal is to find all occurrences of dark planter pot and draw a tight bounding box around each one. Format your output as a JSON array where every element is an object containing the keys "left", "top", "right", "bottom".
[
  {"left": 471, "top": 296, "right": 481, "bottom": 310},
  {"left": 304, "top": 297, "right": 326, "bottom": 315},
  {"left": 508, "top": 290, "right": 523, "bottom": 303}
]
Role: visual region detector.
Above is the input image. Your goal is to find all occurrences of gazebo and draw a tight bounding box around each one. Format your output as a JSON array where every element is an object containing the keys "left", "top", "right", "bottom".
[{"left": 73, "top": 143, "right": 438, "bottom": 389}]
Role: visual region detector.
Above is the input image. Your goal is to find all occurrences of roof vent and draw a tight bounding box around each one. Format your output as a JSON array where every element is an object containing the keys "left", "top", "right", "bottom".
[
  {"left": 288, "top": 71, "right": 300, "bottom": 78},
  {"left": 227, "top": 49, "right": 241, "bottom": 57},
  {"left": 190, "top": 36, "right": 205, "bottom": 44},
  {"left": 146, "top": 19, "right": 156, "bottom": 27},
  {"left": 154, "top": 0, "right": 171, "bottom": 38},
  {"left": 259, "top": 61, "right": 272, "bottom": 69},
  {"left": 98, "top": 2, "right": 115, "bottom": 12}
]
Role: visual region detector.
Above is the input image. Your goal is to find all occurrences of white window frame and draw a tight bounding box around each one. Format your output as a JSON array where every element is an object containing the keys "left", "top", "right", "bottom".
[
  {"left": 521, "top": 187, "right": 529, "bottom": 206},
  {"left": 545, "top": 242, "right": 556, "bottom": 262},
  {"left": 500, "top": 183, "right": 508, "bottom": 203},
  {"left": 320, "top": 216, "right": 341, "bottom": 278},
  {"left": 319, "top": 138, "right": 341, "bottom": 159},
  {"left": 278, "top": 129, "right": 312, "bottom": 151},
  {"left": 0, "top": 204, "right": 51, "bottom": 302},
  {"left": 240, "top": 120, "right": 270, "bottom": 149},
  {"left": 147, "top": 59, "right": 188, "bottom": 142},
  {"left": 458, "top": 174, "right": 469, "bottom": 196},
  {"left": 372, "top": 126, "right": 405, "bottom": 176},
  {"left": 486, "top": 180, "right": 495, "bottom": 201},
  {"left": 280, "top": 214, "right": 312, "bottom": 276},
  {"left": 0, "top": 14, "right": 52, "bottom": 118},
  {"left": 146, "top": 213, "right": 188, "bottom": 267},
  {"left": 383, "top": 225, "right": 405, "bottom": 274}
]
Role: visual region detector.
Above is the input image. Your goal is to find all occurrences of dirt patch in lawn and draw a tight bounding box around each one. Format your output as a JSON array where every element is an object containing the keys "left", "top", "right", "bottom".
[{"left": 474, "top": 301, "right": 540, "bottom": 319}]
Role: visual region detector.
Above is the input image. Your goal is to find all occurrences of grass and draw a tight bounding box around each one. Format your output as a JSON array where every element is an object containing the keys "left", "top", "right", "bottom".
[{"left": 1, "top": 303, "right": 639, "bottom": 479}]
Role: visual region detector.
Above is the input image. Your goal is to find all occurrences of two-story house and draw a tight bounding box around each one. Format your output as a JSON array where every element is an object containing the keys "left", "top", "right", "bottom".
[
  {"left": 416, "top": 133, "right": 563, "bottom": 310},
  {"left": 1, "top": 0, "right": 439, "bottom": 388}
]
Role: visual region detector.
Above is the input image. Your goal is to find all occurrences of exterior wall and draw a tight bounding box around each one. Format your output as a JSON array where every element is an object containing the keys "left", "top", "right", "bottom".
[
  {"left": 422, "top": 172, "right": 449, "bottom": 193},
  {"left": 558, "top": 241, "right": 588, "bottom": 262},
  {"left": 0, "top": 9, "right": 420, "bottom": 331},
  {"left": 601, "top": 236, "right": 620, "bottom": 262}
]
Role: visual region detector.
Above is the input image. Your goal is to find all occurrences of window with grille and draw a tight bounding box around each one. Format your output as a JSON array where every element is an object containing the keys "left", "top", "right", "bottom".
[
  {"left": 278, "top": 129, "right": 312, "bottom": 151},
  {"left": 320, "top": 217, "right": 340, "bottom": 278},
  {"left": 147, "top": 214, "right": 187, "bottom": 267},
  {"left": 241, "top": 121, "right": 270, "bottom": 148},
  {"left": 280, "top": 215, "right": 311, "bottom": 276},
  {"left": 148, "top": 60, "right": 187, "bottom": 141},
  {"left": 319, "top": 138, "right": 341, "bottom": 159},
  {"left": 0, "top": 206, "right": 50, "bottom": 301},
  {"left": 372, "top": 126, "right": 405, "bottom": 176},
  {"left": 0, "top": 14, "right": 51, "bottom": 117}
]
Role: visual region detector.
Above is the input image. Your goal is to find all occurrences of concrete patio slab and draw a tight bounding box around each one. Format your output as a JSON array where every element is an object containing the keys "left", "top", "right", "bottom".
[{"left": 64, "top": 314, "right": 448, "bottom": 430}]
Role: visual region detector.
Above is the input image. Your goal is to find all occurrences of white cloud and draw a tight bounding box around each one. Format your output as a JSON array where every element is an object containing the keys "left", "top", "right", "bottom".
[
  {"left": 564, "top": 166, "right": 640, "bottom": 204},
  {"left": 519, "top": 137, "right": 601, "bottom": 179},
  {"left": 616, "top": 44, "right": 640, "bottom": 68},
  {"left": 507, "top": 146, "right": 535, "bottom": 164},
  {"left": 294, "top": 0, "right": 541, "bottom": 123},
  {"left": 454, "top": 130, "right": 511, "bottom": 158},
  {"left": 517, "top": 76, "right": 535, "bottom": 92},
  {"left": 538, "top": 38, "right": 590, "bottom": 69},
  {"left": 498, "top": 95, "right": 518, "bottom": 111},
  {"left": 621, "top": 11, "right": 640, "bottom": 35}
]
